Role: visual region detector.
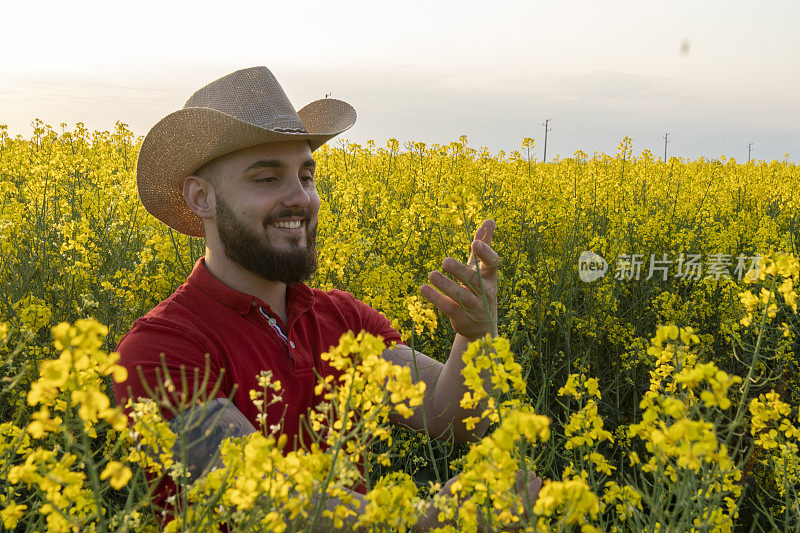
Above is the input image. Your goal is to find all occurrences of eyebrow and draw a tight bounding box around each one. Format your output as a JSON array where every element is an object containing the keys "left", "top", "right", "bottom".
[{"left": 243, "top": 158, "right": 316, "bottom": 172}]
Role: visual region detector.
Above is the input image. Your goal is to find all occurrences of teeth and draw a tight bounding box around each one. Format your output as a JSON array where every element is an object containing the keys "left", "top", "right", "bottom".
[{"left": 272, "top": 220, "right": 302, "bottom": 229}]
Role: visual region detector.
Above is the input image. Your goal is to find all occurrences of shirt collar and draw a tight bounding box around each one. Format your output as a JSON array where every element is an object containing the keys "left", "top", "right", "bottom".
[{"left": 187, "top": 257, "right": 315, "bottom": 317}]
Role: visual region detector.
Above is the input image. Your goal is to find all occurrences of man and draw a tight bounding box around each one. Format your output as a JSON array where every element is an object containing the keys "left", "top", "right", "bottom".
[{"left": 113, "top": 66, "right": 540, "bottom": 529}]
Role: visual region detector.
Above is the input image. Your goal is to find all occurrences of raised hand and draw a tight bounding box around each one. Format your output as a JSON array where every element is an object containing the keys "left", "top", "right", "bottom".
[{"left": 421, "top": 219, "right": 499, "bottom": 340}]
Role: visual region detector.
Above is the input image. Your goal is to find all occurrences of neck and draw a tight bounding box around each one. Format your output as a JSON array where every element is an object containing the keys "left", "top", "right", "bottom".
[{"left": 203, "top": 246, "right": 289, "bottom": 323}]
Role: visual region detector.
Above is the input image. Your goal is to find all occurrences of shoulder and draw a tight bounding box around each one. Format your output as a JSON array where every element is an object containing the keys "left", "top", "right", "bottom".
[
  {"left": 115, "top": 313, "right": 208, "bottom": 354},
  {"left": 116, "top": 274, "right": 235, "bottom": 351},
  {"left": 317, "top": 288, "right": 363, "bottom": 306},
  {"left": 116, "top": 288, "right": 208, "bottom": 350},
  {"left": 113, "top": 286, "right": 228, "bottom": 379},
  {"left": 113, "top": 302, "right": 226, "bottom": 412},
  {"left": 311, "top": 288, "right": 378, "bottom": 319}
]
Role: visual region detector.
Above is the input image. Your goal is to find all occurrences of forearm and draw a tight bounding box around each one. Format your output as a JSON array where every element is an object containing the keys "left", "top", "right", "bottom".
[
  {"left": 416, "top": 218, "right": 501, "bottom": 443},
  {"left": 427, "top": 330, "right": 496, "bottom": 443}
]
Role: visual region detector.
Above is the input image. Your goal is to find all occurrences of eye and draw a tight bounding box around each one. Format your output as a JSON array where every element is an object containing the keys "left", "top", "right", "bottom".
[
  {"left": 254, "top": 176, "right": 277, "bottom": 183},
  {"left": 301, "top": 174, "right": 315, "bottom": 183}
]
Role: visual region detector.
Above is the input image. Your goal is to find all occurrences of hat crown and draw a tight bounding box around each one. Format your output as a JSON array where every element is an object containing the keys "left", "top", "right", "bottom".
[{"left": 183, "top": 66, "right": 308, "bottom": 133}]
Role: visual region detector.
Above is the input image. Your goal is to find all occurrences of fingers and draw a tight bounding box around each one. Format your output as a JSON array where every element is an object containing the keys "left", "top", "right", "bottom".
[
  {"left": 443, "top": 243, "right": 499, "bottom": 293},
  {"left": 474, "top": 219, "right": 496, "bottom": 246},
  {"left": 510, "top": 471, "right": 542, "bottom": 521},
  {"left": 423, "top": 220, "right": 499, "bottom": 313},
  {"left": 470, "top": 240, "right": 500, "bottom": 275},
  {"left": 420, "top": 220, "right": 499, "bottom": 337},
  {"left": 421, "top": 272, "right": 481, "bottom": 315},
  {"left": 443, "top": 258, "right": 484, "bottom": 294},
  {"left": 468, "top": 220, "right": 499, "bottom": 273},
  {"left": 515, "top": 470, "right": 542, "bottom": 484}
]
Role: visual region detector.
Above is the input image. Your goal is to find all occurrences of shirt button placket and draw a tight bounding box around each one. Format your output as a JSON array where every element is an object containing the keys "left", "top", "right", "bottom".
[{"left": 258, "top": 307, "right": 293, "bottom": 363}]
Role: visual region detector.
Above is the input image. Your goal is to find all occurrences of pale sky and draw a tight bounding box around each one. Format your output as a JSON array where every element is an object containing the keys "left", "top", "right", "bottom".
[{"left": 2, "top": 0, "right": 798, "bottom": 162}]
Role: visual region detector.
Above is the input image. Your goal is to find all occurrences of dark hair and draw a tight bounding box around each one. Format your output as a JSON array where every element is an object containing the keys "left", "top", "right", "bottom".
[{"left": 193, "top": 157, "right": 223, "bottom": 185}]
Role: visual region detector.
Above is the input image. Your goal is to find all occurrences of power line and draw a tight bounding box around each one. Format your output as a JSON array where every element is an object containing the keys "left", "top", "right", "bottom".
[{"left": 543, "top": 118, "right": 551, "bottom": 163}]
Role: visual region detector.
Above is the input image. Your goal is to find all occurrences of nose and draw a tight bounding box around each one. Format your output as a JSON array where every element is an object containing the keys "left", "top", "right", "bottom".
[{"left": 281, "top": 176, "right": 311, "bottom": 208}]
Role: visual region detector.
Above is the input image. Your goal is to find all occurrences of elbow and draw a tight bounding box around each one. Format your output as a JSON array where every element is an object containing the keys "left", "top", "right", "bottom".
[{"left": 423, "top": 398, "right": 493, "bottom": 444}]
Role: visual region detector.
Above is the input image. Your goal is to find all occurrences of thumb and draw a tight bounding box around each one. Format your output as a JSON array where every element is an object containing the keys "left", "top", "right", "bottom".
[{"left": 468, "top": 219, "right": 496, "bottom": 265}]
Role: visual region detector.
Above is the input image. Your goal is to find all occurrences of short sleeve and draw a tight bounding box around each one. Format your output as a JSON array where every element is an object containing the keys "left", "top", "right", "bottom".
[
  {"left": 112, "top": 317, "right": 228, "bottom": 420},
  {"left": 328, "top": 290, "right": 405, "bottom": 348}
]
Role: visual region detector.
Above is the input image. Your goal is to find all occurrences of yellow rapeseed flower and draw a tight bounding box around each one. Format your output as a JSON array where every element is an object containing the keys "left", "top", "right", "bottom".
[
  {"left": 0, "top": 501, "right": 27, "bottom": 529},
  {"left": 100, "top": 460, "right": 133, "bottom": 489}
]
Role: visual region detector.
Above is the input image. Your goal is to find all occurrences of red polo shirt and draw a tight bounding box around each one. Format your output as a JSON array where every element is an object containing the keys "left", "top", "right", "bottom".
[{"left": 113, "top": 256, "right": 404, "bottom": 447}]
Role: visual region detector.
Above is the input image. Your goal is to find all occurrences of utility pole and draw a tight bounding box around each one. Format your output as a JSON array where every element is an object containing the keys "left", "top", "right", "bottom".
[
  {"left": 664, "top": 133, "right": 670, "bottom": 162},
  {"left": 543, "top": 119, "right": 551, "bottom": 163},
  {"left": 748, "top": 143, "right": 753, "bottom": 162}
]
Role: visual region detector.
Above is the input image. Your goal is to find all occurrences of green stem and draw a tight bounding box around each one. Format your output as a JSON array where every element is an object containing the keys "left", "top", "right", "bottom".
[
  {"left": 409, "top": 331, "right": 442, "bottom": 485},
  {"left": 725, "top": 276, "right": 776, "bottom": 452},
  {"left": 308, "top": 363, "right": 359, "bottom": 532}
]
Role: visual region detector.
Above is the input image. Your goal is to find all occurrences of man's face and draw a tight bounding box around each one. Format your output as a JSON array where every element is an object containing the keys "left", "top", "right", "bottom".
[{"left": 210, "top": 140, "right": 321, "bottom": 284}]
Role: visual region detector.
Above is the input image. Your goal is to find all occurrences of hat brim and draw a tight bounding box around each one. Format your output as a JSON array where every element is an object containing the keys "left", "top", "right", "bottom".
[{"left": 136, "top": 98, "right": 356, "bottom": 237}]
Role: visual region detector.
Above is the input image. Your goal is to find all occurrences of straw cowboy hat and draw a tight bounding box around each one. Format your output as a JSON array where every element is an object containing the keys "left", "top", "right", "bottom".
[{"left": 136, "top": 66, "right": 356, "bottom": 237}]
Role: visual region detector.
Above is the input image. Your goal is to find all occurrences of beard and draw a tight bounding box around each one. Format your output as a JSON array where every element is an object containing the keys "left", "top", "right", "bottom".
[{"left": 215, "top": 195, "right": 318, "bottom": 285}]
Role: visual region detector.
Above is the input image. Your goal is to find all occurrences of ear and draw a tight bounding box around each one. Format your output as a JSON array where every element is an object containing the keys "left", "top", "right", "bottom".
[{"left": 183, "top": 175, "right": 215, "bottom": 219}]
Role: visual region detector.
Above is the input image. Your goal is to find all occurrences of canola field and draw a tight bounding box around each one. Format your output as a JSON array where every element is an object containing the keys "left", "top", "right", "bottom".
[{"left": 1, "top": 120, "right": 800, "bottom": 531}]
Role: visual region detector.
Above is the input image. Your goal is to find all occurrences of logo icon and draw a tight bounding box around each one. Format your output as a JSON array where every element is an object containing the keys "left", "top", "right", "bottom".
[{"left": 578, "top": 251, "right": 608, "bottom": 282}]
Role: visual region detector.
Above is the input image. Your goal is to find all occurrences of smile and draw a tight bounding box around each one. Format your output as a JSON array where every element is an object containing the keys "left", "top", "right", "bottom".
[{"left": 270, "top": 220, "right": 303, "bottom": 229}]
